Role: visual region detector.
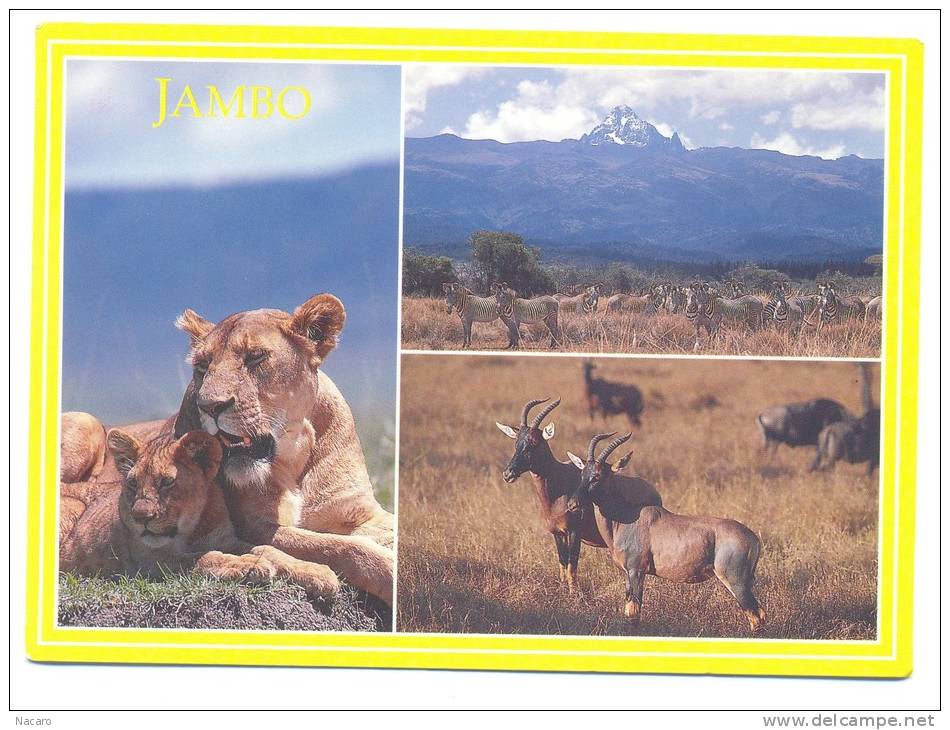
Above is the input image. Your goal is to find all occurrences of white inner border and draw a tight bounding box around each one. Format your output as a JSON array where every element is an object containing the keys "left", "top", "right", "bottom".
[{"left": 34, "top": 35, "right": 905, "bottom": 667}]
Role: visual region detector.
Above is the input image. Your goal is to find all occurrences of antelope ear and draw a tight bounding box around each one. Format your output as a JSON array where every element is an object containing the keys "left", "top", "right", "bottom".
[
  {"left": 107, "top": 429, "right": 142, "bottom": 477},
  {"left": 495, "top": 422, "right": 518, "bottom": 440},
  {"left": 289, "top": 293, "right": 346, "bottom": 359},
  {"left": 542, "top": 422, "right": 556, "bottom": 440},
  {"left": 175, "top": 308, "right": 214, "bottom": 346},
  {"left": 615, "top": 451, "right": 633, "bottom": 472},
  {"left": 566, "top": 451, "right": 585, "bottom": 470},
  {"left": 176, "top": 431, "right": 223, "bottom": 480}
]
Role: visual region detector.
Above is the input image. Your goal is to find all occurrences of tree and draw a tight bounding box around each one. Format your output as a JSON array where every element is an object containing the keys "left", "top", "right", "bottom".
[
  {"left": 468, "top": 230, "right": 554, "bottom": 295},
  {"left": 402, "top": 248, "right": 458, "bottom": 296}
]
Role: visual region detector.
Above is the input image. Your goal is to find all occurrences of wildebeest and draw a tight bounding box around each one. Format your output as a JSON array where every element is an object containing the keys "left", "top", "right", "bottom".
[
  {"left": 582, "top": 361, "right": 644, "bottom": 427},
  {"left": 811, "top": 364, "right": 880, "bottom": 474},
  {"left": 756, "top": 398, "right": 851, "bottom": 456}
]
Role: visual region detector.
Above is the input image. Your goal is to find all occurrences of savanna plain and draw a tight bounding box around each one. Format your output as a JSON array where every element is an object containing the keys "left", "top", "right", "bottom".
[
  {"left": 401, "top": 297, "right": 881, "bottom": 359},
  {"left": 397, "top": 355, "right": 879, "bottom": 639}
]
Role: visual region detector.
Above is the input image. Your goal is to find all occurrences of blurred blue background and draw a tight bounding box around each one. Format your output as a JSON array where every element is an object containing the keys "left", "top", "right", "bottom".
[{"left": 61, "top": 61, "right": 400, "bottom": 503}]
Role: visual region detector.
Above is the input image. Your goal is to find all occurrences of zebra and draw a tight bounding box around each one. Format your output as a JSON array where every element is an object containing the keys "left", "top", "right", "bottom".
[
  {"left": 770, "top": 288, "right": 805, "bottom": 332},
  {"left": 442, "top": 282, "right": 517, "bottom": 349},
  {"left": 807, "top": 284, "right": 866, "bottom": 332},
  {"left": 656, "top": 283, "right": 685, "bottom": 314},
  {"left": 685, "top": 284, "right": 764, "bottom": 348},
  {"left": 602, "top": 292, "right": 658, "bottom": 317},
  {"left": 558, "top": 283, "right": 602, "bottom": 315},
  {"left": 762, "top": 282, "right": 819, "bottom": 329},
  {"left": 493, "top": 283, "right": 561, "bottom": 348}
]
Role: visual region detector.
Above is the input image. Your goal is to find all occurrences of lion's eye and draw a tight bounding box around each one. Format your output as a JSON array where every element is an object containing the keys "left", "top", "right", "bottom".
[
  {"left": 245, "top": 350, "right": 268, "bottom": 368},
  {"left": 159, "top": 476, "right": 176, "bottom": 491}
]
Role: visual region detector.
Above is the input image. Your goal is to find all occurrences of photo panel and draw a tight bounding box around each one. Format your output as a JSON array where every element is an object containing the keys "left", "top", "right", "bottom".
[
  {"left": 56, "top": 59, "right": 401, "bottom": 632},
  {"left": 401, "top": 65, "right": 885, "bottom": 359}
]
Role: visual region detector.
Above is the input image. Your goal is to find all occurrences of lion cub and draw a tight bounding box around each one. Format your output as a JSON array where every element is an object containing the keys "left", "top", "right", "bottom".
[{"left": 59, "top": 428, "right": 339, "bottom": 601}]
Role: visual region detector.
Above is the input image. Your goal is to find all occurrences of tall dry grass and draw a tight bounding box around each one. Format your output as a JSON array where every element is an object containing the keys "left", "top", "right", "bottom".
[
  {"left": 397, "top": 355, "right": 879, "bottom": 639},
  {"left": 401, "top": 296, "right": 882, "bottom": 358}
]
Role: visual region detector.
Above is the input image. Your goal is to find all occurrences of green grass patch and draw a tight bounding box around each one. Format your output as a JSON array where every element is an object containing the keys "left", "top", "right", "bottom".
[{"left": 59, "top": 572, "right": 388, "bottom": 632}]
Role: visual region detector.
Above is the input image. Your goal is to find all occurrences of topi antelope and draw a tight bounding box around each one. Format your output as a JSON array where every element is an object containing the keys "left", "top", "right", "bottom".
[
  {"left": 582, "top": 361, "right": 644, "bottom": 427},
  {"left": 495, "top": 398, "right": 661, "bottom": 594},
  {"left": 566, "top": 433, "right": 765, "bottom": 631},
  {"left": 811, "top": 363, "right": 880, "bottom": 475},
  {"left": 757, "top": 398, "right": 851, "bottom": 457}
]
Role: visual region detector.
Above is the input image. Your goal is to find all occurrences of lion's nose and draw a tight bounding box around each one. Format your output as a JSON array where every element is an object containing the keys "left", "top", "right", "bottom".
[
  {"left": 198, "top": 397, "right": 235, "bottom": 419},
  {"left": 132, "top": 499, "right": 158, "bottom": 523}
]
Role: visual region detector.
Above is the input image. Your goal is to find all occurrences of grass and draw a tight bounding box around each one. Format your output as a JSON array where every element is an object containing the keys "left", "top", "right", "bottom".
[
  {"left": 401, "top": 296, "right": 882, "bottom": 358},
  {"left": 59, "top": 571, "right": 390, "bottom": 632},
  {"left": 396, "top": 355, "right": 879, "bottom": 639}
]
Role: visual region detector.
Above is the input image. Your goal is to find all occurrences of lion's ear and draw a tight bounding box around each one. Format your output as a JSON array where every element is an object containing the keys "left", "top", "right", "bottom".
[
  {"left": 289, "top": 294, "right": 346, "bottom": 359},
  {"left": 175, "top": 431, "right": 223, "bottom": 480},
  {"left": 107, "top": 429, "right": 142, "bottom": 477},
  {"left": 175, "top": 308, "right": 214, "bottom": 346}
]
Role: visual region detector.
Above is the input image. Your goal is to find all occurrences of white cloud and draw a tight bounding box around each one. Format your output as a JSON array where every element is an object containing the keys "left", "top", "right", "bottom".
[
  {"left": 718, "top": 122, "right": 735, "bottom": 131},
  {"left": 404, "top": 65, "right": 486, "bottom": 130},
  {"left": 464, "top": 102, "right": 598, "bottom": 143},
  {"left": 790, "top": 87, "right": 886, "bottom": 131},
  {"left": 750, "top": 131, "right": 845, "bottom": 160},
  {"left": 442, "top": 67, "right": 883, "bottom": 145}
]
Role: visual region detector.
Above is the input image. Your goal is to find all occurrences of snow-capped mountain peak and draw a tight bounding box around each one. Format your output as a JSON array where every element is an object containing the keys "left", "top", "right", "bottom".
[{"left": 580, "top": 105, "right": 682, "bottom": 152}]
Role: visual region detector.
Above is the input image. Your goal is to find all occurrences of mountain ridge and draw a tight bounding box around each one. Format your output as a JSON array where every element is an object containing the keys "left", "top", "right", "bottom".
[{"left": 404, "top": 109, "right": 883, "bottom": 263}]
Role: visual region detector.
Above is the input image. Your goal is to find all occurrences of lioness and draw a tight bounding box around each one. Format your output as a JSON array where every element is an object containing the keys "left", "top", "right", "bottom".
[
  {"left": 60, "top": 427, "right": 340, "bottom": 601},
  {"left": 61, "top": 293, "right": 394, "bottom": 606},
  {"left": 172, "top": 293, "right": 394, "bottom": 605},
  {"left": 61, "top": 411, "right": 108, "bottom": 483}
]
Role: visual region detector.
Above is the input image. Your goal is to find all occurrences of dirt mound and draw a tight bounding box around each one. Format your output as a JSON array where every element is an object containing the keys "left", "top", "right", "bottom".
[{"left": 58, "top": 573, "right": 389, "bottom": 632}]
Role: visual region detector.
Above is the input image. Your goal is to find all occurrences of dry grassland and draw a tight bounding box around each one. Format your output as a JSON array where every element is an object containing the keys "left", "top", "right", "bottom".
[
  {"left": 401, "top": 296, "right": 881, "bottom": 358},
  {"left": 397, "top": 354, "right": 879, "bottom": 639}
]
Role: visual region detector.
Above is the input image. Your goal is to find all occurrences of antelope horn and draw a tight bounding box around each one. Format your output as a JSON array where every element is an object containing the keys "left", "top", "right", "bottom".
[
  {"left": 587, "top": 432, "right": 616, "bottom": 461},
  {"left": 521, "top": 398, "right": 550, "bottom": 427},
  {"left": 530, "top": 398, "right": 561, "bottom": 429},
  {"left": 598, "top": 432, "right": 632, "bottom": 464}
]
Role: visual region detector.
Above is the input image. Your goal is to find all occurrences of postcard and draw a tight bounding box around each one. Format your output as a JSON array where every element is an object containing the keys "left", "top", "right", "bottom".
[{"left": 27, "top": 22, "right": 922, "bottom": 679}]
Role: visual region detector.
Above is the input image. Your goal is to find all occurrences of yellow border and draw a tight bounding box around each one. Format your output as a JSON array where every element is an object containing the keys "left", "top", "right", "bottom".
[{"left": 27, "top": 23, "right": 923, "bottom": 677}]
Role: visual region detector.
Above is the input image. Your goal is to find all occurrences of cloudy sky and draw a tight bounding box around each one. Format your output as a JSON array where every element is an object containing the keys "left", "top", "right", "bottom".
[
  {"left": 66, "top": 60, "right": 401, "bottom": 187},
  {"left": 405, "top": 66, "right": 886, "bottom": 159}
]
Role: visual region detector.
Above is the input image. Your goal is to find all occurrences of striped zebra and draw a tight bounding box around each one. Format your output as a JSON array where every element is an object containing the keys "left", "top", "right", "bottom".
[
  {"left": 442, "top": 282, "right": 517, "bottom": 349},
  {"left": 807, "top": 285, "right": 866, "bottom": 332},
  {"left": 664, "top": 285, "right": 687, "bottom": 314},
  {"left": 685, "top": 285, "right": 764, "bottom": 348},
  {"left": 763, "top": 286, "right": 820, "bottom": 331},
  {"left": 494, "top": 283, "right": 561, "bottom": 348},
  {"left": 558, "top": 284, "right": 602, "bottom": 315},
  {"left": 602, "top": 292, "right": 658, "bottom": 317}
]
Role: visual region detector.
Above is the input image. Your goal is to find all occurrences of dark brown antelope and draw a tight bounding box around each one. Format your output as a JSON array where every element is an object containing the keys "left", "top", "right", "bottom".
[
  {"left": 494, "top": 398, "right": 661, "bottom": 593},
  {"left": 566, "top": 433, "right": 765, "bottom": 632},
  {"left": 582, "top": 361, "right": 644, "bottom": 427}
]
